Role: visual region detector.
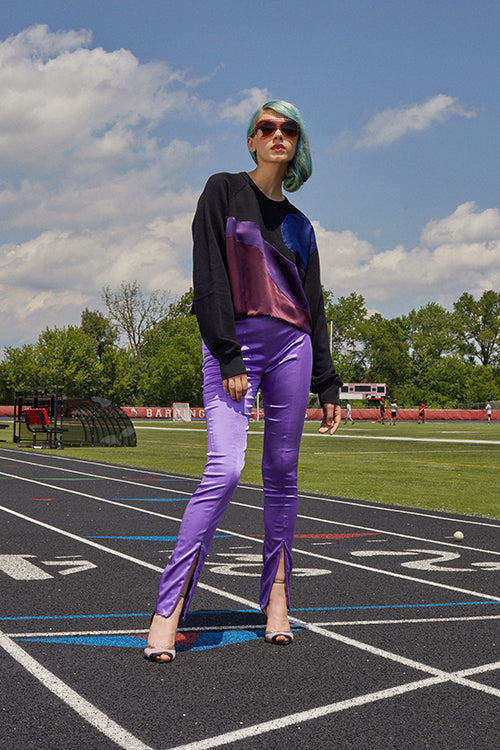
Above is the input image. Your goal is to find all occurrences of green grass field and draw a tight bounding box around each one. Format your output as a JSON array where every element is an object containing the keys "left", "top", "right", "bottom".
[{"left": 2, "top": 420, "right": 499, "bottom": 519}]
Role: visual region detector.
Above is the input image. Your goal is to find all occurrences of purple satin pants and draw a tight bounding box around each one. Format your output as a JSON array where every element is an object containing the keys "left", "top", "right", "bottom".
[{"left": 155, "top": 316, "right": 313, "bottom": 618}]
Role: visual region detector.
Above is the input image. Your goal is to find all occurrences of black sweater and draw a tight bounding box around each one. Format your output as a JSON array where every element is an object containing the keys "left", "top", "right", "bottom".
[{"left": 192, "top": 172, "right": 342, "bottom": 404}]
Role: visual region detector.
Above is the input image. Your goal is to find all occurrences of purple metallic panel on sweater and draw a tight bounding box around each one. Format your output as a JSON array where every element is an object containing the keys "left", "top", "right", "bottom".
[{"left": 225, "top": 218, "right": 312, "bottom": 334}]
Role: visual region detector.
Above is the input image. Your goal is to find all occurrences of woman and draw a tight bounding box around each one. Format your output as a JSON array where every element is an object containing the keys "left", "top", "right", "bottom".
[{"left": 145, "top": 100, "right": 342, "bottom": 663}]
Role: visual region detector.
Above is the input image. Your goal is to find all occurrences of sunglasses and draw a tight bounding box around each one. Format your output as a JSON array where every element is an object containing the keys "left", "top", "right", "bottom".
[{"left": 252, "top": 119, "right": 300, "bottom": 139}]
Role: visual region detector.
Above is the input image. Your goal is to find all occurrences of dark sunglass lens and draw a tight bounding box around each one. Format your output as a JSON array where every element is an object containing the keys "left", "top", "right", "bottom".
[
  {"left": 281, "top": 121, "right": 299, "bottom": 137},
  {"left": 257, "top": 121, "right": 276, "bottom": 136}
]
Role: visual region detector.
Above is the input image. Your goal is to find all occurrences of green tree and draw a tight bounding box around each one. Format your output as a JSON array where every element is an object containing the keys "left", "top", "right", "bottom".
[
  {"left": 325, "top": 292, "right": 367, "bottom": 355},
  {"left": 142, "top": 289, "right": 199, "bottom": 356},
  {"left": 99, "top": 348, "right": 143, "bottom": 405},
  {"left": 324, "top": 291, "right": 368, "bottom": 382},
  {"left": 80, "top": 309, "right": 118, "bottom": 363},
  {"left": 423, "top": 356, "right": 471, "bottom": 406},
  {"left": 0, "top": 344, "right": 39, "bottom": 402},
  {"left": 139, "top": 336, "right": 203, "bottom": 405},
  {"left": 453, "top": 290, "right": 500, "bottom": 366},
  {"left": 405, "top": 302, "right": 456, "bottom": 371},
  {"left": 102, "top": 281, "right": 170, "bottom": 356},
  {"left": 0, "top": 328, "right": 102, "bottom": 399},
  {"left": 35, "top": 326, "right": 102, "bottom": 395},
  {"left": 463, "top": 365, "right": 500, "bottom": 404},
  {"left": 357, "top": 314, "right": 411, "bottom": 399},
  {"left": 140, "top": 288, "right": 203, "bottom": 405}
]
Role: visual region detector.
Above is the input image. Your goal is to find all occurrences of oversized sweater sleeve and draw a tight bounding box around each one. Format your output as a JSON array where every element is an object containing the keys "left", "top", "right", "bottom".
[
  {"left": 302, "top": 247, "right": 343, "bottom": 405},
  {"left": 191, "top": 173, "right": 246, "bottom": 380}
]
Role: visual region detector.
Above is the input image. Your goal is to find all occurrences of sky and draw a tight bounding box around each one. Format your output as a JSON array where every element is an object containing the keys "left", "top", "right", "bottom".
[{"left": 1, "top": 0, "right": 499, "bottom": 351}]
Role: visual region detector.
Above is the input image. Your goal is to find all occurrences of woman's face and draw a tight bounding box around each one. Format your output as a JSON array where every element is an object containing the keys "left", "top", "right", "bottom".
[{"left": 247, "top": 109, "right": 299, "bottom": 167}]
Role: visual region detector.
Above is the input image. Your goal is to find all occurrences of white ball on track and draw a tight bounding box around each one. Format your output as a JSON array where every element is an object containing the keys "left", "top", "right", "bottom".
[{"left": 453, "top": 531, "right": 464, "bottom": 542}]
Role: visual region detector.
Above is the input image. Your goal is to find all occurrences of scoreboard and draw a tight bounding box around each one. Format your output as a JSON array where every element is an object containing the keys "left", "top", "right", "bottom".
[{"left": 339, "top": 383, "right": 386, "bottom": 400}]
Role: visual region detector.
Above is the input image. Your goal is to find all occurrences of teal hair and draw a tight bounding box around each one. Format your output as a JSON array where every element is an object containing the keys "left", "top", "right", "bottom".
[{"left": 247, "top": 100, "right": 312, "bottom": 192}]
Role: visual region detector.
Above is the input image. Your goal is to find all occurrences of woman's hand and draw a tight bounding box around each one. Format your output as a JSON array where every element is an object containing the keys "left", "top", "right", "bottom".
[
  {"left": 223, "top": 373, "right": 248, "bottom": 402},
  {"left": 318, "top": 403, "right": 341, "bottom": 436}
]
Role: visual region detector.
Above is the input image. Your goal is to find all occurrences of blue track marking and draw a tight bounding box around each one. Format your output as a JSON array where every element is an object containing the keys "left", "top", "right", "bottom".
[
  {"left": 3, "top": 601, "right": 499, "bottom": 624},
  {"left": 16, "top": 630, "right": 268, "bottom": 651},
  {"left": 293, "top": 600, "right": 500, "bottom": 612}
]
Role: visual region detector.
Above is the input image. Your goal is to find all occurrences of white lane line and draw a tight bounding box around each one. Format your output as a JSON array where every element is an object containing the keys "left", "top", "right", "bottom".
[
  {"left": 0, "top": 630, "right": 154, "bottom": 750},
  {"left": 0, "top": 501, "right": 497, "bottom": 674},
  {"left": 0, "top": 504, "right": 260, "bottom": 610},
  {"left": 294, "top": 491, "right": 500, "bottom": 529},
  {"left": 0, "top": 447, "right": 185, "bottom": 478},
  {"left": 0, "top": 455, "right": 183, "bottom": 492},
  {"left": 7, "top": 613, "right": 500, "bottom": 638},
  {"left": 320, "top": 433, "right": 500, "bottom": 446},
  {"left": 279, "top": 545, "right": 500, "bottom": 601},
  {"left": 2, "top": 503, "right": 500, "bottom": 750},
  {"left": 2, "top": 452, "right": 499, "bottom": 532},
  {"left": 8, "top": 626, "right": 261, "bottom": 638},
  {"left": 132, "top": 425, "right": 500, "bottom": 446},
  {"left": 315, "top": 614, "right": 500, "bottom": 626},
  {"left": 164, "top": 661, "right": 500, "bottom": 750},
  {"left": 1, "top": 455, "right": 499, "bottom": 552},
  {"left": 1, "top": 473, "right": 499, "bottom": 602},
  {"left": 234, "top": 499, "right": 500, "bottom": 554}
]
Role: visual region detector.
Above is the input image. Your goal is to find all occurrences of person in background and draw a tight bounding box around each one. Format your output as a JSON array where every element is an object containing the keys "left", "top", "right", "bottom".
[
  {"left": 418, "top": 402, "right": 425, "bottom": 423},
  {"left": 486, "top": 400, "right": 492, "bottom": 424},
  {"left": 379, "top": 398, "right": 386, "bottom": 424},
  {"left": 344, "top": 400, "right": 354, "bottom": 424},
  {"left": 390, "top": 398, "right": 397, "bottom": 425},
  {"left": 144, "top": 100, "right": 343, "bottom": 663}
]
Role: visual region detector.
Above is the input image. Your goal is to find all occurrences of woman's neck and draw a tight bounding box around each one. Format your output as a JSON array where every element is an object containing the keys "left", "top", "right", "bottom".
[{"left": 247, "top": 165, "right": 287, "bottom": 202}]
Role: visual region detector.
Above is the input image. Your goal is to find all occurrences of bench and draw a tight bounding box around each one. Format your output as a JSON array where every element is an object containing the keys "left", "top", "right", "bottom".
[{"left": 23, "top": 408, "right": 65, "bottom": 449}]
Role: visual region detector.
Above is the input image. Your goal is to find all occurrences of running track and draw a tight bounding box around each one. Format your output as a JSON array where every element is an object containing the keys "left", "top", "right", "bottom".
[{"left": 0, "top": 445, "right": 499, "bottom": 749}]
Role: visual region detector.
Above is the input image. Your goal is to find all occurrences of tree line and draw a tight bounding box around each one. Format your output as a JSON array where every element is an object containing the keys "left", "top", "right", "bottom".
[{"left": 1, "top": 284, "right": 499, "bottom": 408}]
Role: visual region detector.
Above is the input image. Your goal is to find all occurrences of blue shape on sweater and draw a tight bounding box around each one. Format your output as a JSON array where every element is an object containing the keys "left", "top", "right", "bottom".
[{"left": 281, "top": 214, "right": 316, "bottom": 270}]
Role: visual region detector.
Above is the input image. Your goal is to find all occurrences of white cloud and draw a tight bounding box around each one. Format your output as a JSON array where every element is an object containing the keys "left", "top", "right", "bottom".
[
  {"left": 219, "top": 87, "right": 271, "bottom": 122},
  {"left": 0, "top": 24, "right": 92, "bottom": 61},
  {"left": 316, "top": 201, "right": 500, "bottom": 311},
  {"left": 0, "top": 26, "right": 496, "bottom": 352},
  {"left": 0, "top": 205, "right": 197, "bottom": 346},
  {"left": 0, "top": 25, "right": 208, "bottom": 346},
  {"left": 420, "top": 201, "right": 500, "bottom": 246},
  {"left": 0, "top": 25, "right": 189, "bottom": 175},
  {"left": 353, "top": 94, "right": 476, "bottom": 148}
]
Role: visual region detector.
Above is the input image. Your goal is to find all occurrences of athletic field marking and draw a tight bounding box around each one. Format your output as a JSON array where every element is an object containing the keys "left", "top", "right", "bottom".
[
  {"left": 232, "top": 499, "right": 500, "bottom": 554},
  {"left": 1, "top": 487, "right": 499, "bottom": 605},
  {"left": 2, "top": 498, "right": 499, "bottom": 748},
  {"left": 315, "top": 614, "right": 500, "bottom": 627},
  {"left": 7, "top": 613, "right": 500, "bottom": 639},
  {"left": 131, "top": 425, "right": 500, "bottom": 446},
  {"left": 1, "top": 453, "right": 499, "bottom": 534},
  {"left": 163, "top": 664, "right": 500, "bottom": 750},
  {"left": 4, "top": 600, "right": 499, "bottom": 626},
  {"left": 3, "top": 621, "right": 499, "bottom": 750},
  {"left": 3, "top": 600, "right": 499, "bottom": 624},
  {"left": 0, "top": 469, "right": 500, "bottom": 576},
  {"left": 0, "top": 630, "right": 155, "bottom": 750},
  {"left": 2, "top": 464, "right": 500, "bottom": 603}
]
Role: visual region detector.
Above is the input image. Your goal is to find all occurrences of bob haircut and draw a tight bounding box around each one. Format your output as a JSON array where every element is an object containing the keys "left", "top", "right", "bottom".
[{"left": 247, "top": 100, "right": 312, "bottom": 192}]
